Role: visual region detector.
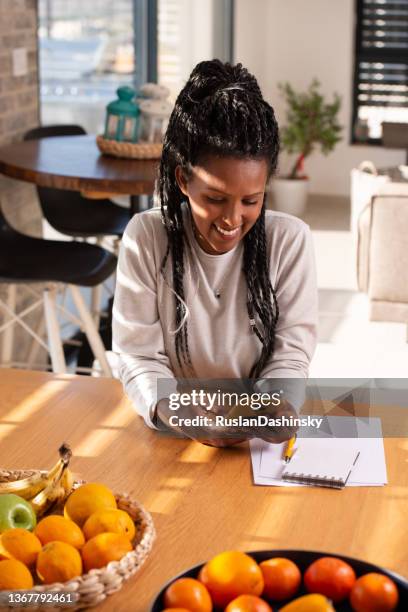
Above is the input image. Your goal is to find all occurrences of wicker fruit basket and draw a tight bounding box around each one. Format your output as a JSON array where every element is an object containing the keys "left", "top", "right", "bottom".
[
  {"left": 0, "top": 470, "right": 155, "bottom": 611},
  {"left": 96, "top": 135, "right": 162, "bottom": 159}
]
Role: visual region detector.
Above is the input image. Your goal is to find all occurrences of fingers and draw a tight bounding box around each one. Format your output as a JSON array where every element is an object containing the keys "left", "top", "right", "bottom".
[
  {"left": 259, "top": 429, "right": 297, "bottom": 444},
  {"left": 200, "top": 438, "right": 247, "bottom": 448}
]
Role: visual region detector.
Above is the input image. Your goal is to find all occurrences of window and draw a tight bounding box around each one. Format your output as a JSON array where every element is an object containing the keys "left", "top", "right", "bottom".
[
  {"left": 157, "top": 0, "right": 234, "bottom": 102},
  {"left": 352, "top": 0, "right": 408, "bottom": 143},
  {"left": 38, "top": 0, "right": 156, "bottom": 134},
  {"left": 38, "top": 0, "right": 233, "bottom": 131}
]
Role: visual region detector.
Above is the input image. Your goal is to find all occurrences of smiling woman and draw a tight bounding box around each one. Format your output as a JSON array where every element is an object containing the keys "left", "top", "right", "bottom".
[
  {"left": 112, "top": 60, "right": 318, "bottom": 444},
  {"left": 175, "top": 157, "right": 267, "bottom": 256}
]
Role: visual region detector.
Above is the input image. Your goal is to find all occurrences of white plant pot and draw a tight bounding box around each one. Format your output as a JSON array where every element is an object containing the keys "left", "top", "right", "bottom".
[{"left": 269, "top": 177, "right": 309, "bottom": 216}]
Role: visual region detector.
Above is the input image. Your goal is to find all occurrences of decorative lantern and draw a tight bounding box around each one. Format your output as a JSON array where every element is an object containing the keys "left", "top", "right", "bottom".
[
  {"left": 139, "top": 82, "right": 170, "bottom": 100},
  {"left": 104, "top": 86, "right": 140, "bottom": 142},
  {"left": 139, "top": 99, "right": 173, "bottom": 142},
  {"left": 138, "top": 83, "right": 172, "bottom": 143}
]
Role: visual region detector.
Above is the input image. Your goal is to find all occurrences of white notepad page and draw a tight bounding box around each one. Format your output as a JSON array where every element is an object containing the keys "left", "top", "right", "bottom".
[{"left": 281, "top": 440, "right": 359, "bottom": 486}]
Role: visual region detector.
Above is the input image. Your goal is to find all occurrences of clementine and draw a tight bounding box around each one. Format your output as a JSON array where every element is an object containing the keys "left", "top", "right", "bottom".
[
  {"left": 0, "top": 558, "right": 34, "bottom": 590},
  {"left": 260, "top": 557, "right": 301, "bottom": 601},
  {"left": 163, "top": 577, "right": 213, "bottom": 612},
  {"left": 279, "top": 593, "right": 334, "bottom": 611},
  {"left": 199, "top": 551, "right": 264, "bottom": 608},
  {"left": 83, "top": 508, "right": 136, "bottom": 541},
  {"left": 34, "top": 515, "right": 85, "bottom": 549},
  {"left": 36, "top": 541, "right": 83, "bottom": 584},
  {"left": 81, "top": 532, "right": 132, "bottom": 572},
  {"left": 350, "top": 573, "right": 399, "bottom": 612},
  {"left": 64, "top": 483, "right": 117, "bottom": 527},
  {"left": 0, "top": 528, "right": 42, "bottom": 566},
  {"left": 304, "top": 556, "right": 356, "bottom": 603},
  {"left": 225, "top": 594, "right": 273, "bottom": 611}
]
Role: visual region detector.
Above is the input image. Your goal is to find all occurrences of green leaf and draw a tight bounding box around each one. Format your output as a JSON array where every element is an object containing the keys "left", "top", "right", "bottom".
[{"left": 278, "top": 79, "right": 343, "bottom": 176}]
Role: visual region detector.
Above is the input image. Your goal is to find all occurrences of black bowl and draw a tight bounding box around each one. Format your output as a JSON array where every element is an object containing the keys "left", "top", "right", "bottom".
[{"left": 151, "top": 549, "right": 408, "bottom": 611}]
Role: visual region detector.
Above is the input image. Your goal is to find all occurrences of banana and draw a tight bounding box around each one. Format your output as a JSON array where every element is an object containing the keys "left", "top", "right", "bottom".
[
  {"left": 34, "top": 467, "right": 74, "bottom": 516},
  {"left": 61, "top": 468, "right": 74, "bottom": 496},
  {"left": 30, "top": 483, "right": 66, "bottom": 517},
  {"left": 29, "top": 445, "right": 73, "bottom": 517},
  {"left": 30, "top": 465, "right": 67, "bottom": 517},
  {"left": 0, "top": 444, "right": 72, "bottom": 501},
  {"left": 0, "top": 471, "right": 50, "bottom": 499}
]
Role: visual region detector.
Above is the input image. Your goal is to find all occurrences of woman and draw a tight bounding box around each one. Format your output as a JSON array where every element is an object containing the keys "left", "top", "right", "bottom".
[{"left": 112, "top": 60, "right": 318, "bottom": 444}]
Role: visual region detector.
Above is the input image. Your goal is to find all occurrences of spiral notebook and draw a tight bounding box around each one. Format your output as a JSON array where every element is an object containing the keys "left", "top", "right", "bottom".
[{"left": 281, "top": 444, "right": 360, "bottom": 489}]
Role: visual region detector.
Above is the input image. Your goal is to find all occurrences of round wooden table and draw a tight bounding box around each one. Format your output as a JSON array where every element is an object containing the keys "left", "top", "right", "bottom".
[{"left": 0, "top": 135, "right": 159, "bottom": 213}]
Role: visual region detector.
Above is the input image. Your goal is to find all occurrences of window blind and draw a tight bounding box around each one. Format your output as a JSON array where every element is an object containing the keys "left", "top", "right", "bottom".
[{"left": 353, "top": 0, "right": 408, "bottom": 140}]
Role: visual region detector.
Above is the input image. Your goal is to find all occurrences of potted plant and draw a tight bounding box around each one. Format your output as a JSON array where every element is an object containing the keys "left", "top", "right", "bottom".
[{"left": 270, "top": 79, "right": 343, "bottom": 216}]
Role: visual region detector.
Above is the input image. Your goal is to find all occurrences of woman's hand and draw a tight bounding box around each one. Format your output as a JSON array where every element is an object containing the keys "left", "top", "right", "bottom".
[
  {"left": 155, "top": 394, "right": 299, "bottom": 446},
  {"left": 155, "top": 398, "right": 249, "bottom": 446},
  {"left": 256, "top": 400, "right": 299, "bottom": 444}
]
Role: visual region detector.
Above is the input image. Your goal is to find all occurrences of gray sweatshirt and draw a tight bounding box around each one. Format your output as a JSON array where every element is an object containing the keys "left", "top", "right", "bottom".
[{"left": 112, "top": 203, "right": 318, "bottom": 427}]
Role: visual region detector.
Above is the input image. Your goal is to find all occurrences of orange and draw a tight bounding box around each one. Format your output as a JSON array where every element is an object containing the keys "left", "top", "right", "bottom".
[
  {"left": 83, "top": 509, "right": 136, "bottom": 541},
  {"left": 0, "top": 528, "right": 42, "bottom": 567},
  {"left": 164, "top": 577, "right": 213, "bottom": 612},
  {"left": 260, "top": 557, "right": 301, "bottom": 600},
  {"left": 161, "top": 609, "right": 192, "bottom": 612},
  {"left": 225, "top": 594, "right": 273, "bottom": 611},
  {"left": 304, "top": 556, "right": 356, "bottom": 603},
  {"left": 280, "top": 593, "right": 334, "bottom": 611},
  {"left": 81, "top": 532, "right": 132, "bottom": 572},
  {"left": 0, "top": 558, "right": 34, "bottom": 589},
  {"left": 36, "top": 541, "right": 83, "bottom": 584},
  {"left": 350, "top": 573, "right": 399, "bottom": 612},
  {"left": 34, "top": 515, "right": 85, "bottom": 549},
  {"left": 64, "top": 483, "right": 117, "bottom": 527},
  {"left": 199, "top": 551, "right": 264, "bottom": 608}
]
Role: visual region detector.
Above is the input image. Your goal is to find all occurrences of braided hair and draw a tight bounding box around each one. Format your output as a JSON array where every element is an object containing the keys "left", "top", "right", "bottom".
[{"left": 158, "top": 59, "right": 280, "bottom": 378}]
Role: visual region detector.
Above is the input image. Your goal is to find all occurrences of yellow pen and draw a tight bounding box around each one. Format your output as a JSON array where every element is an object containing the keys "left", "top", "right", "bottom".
[{"left": 283, "top": 434, "right": 297, "bottom": 463}]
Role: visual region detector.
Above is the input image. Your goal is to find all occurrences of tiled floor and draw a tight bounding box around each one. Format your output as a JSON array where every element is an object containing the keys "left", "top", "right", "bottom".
[
  {"left": 313, "top": 289, "right": 408, "bottom": 378},
  {"left": 299, "top": 196, "right": 408, "bottom": 378}
]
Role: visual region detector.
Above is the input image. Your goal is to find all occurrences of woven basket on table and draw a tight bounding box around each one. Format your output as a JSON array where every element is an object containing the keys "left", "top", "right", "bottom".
[
  {"left": 96, "top": 135, "right": 162, "bottom": 159},
  {"left": 0, "top": 470, "right": 156, "bottom": 611}
]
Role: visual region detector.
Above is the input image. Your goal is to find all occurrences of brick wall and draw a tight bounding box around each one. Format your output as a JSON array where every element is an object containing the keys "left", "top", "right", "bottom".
[
  {"left": 0, "top": 0, "right": 45, "bottom": 366},
  {"left": 0, "top": 0, "right": 41, "bottom": 233}
]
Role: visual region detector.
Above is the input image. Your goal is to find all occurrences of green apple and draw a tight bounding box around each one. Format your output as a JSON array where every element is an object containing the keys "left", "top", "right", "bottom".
[{"left": 0, "top": 494, "right": 37, "bottom": 532}]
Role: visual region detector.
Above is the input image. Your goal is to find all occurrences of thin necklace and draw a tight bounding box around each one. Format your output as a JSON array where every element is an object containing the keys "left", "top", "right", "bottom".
[
  {"left": 213, "top": 257, "right": 240, "bottom": 298},
  {"left": 192, "top": 223, "right": 242, "bottom": 299}
]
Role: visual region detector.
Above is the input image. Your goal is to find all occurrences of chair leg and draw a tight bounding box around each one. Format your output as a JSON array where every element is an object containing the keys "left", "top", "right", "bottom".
[
  {"left": 26, "top": 313, "right": 46, "bottom": 367},
  {"left": 69, "top": 285, "right": 112, "bottom": 377},
  {"left": 1, "top": 284, "right": 16, "bottom": 365},
  {"left": 91, "top": 284, "right": 102, "bottom": 329},
  {"left": 43, "top": 287, "right": 67, "bottom": 373},
  {"left": 91, "top": 238, "right": 104, "bottom": 329}
]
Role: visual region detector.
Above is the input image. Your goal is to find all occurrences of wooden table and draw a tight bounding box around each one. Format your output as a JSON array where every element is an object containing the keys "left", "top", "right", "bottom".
[
  {"left": 0, "top": 135, "right": 159, "bottom": 213},
  {"left": 0, "top": 369, "right": 407, "bottom": 611}
]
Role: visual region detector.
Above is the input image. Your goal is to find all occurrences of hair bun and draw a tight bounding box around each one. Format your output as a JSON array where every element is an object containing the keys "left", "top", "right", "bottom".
[{"left": 187, "top": 60, "right": 263, "bottom": 102}]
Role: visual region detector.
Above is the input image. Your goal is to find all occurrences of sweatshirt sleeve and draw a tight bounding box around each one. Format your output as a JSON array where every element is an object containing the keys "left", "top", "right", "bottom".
[
  {"left": 255, "top": 220, "right": 318, "bottom": 407},
  {"left": 112, "top": 214, "right": 176, "bottom": 428}
]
